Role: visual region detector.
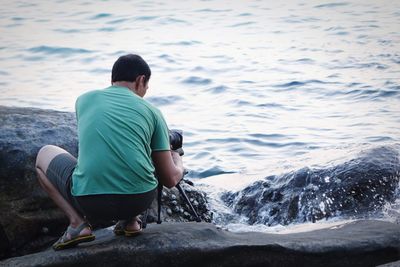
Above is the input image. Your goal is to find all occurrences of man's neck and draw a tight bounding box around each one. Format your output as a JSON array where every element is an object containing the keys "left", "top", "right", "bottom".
[{"left": 112, "top": 81, "right": 140, "bottom": 96}]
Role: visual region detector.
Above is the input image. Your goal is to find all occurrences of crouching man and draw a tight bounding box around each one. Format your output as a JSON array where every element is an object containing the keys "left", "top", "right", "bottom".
[{"left": 35, "top": 54, "right": 184, "bottom": 250}]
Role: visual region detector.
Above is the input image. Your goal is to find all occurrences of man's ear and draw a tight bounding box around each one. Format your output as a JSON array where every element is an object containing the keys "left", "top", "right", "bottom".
[
  {"left": 135, "top": 75, "right": 145, "bottom": 89},
  {"left": 134, "top": 76, "right": 141, "bottom": 90}
]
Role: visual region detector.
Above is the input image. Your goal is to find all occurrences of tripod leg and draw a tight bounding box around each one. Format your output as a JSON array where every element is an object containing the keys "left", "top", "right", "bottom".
[
  {"left": 142, "top": 209, "right": 149, "bottom": 229},
  {"left": 157, "top": 183, "right": 163, "bottom": 224},
  {"left": 176, "top": 183, "right": 201, "bottom": 222}
]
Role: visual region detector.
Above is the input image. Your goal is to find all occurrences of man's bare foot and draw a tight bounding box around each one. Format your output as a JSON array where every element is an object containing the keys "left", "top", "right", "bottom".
[
  {"left": 113, "top": 217, "right": 143, "bottom": 236},
  {"left": 125, "top": 216, "right": 142, "bottom": 232}
]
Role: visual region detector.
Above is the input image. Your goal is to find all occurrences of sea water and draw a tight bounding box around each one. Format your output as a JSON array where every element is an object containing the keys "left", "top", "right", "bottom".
[{"left": 1, "top": 0, "right": 399, "bottom": 232}]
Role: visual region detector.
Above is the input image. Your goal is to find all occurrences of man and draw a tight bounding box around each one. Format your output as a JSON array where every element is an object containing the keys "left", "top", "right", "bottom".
[{"left": 35, "top": 54, "right": 184, "bottom": 250}]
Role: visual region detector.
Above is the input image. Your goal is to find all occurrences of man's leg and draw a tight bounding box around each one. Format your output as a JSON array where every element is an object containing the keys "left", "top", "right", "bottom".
[{"left": 35, "top": 145, "right": 91, "bottom": 238}]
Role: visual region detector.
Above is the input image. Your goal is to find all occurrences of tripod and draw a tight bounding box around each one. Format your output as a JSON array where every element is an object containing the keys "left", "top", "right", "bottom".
[
  {"left": 142, "top": 179, "right": 201, "bottom": 228},
  {"left": 141, "top": 134, "right": 201, "bottom": 228}
]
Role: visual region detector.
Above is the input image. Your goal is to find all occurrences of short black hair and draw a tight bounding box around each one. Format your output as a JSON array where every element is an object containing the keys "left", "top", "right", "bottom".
[{"left": 111, "top": 54, "right": 151, "bottom": 83}]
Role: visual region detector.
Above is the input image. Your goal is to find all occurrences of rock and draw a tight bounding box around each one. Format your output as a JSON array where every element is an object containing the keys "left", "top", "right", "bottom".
[
  {"left": 0, "top": 106, "right": 211, "bottom": 259},
  {"left": 1, "top": 220, "right": 399, "bottom": 267},
  {"left": 222, "top": 146, "right": 400, "bottom": 226},
  {"left": 143, "top": 181, "right": 212, "bottom": 224},
  {"left": 377, "top": 260, "right": 400, "bottom": 267},
  {"left": 0, "top": 106, "right": 78, "bottom": 259}
]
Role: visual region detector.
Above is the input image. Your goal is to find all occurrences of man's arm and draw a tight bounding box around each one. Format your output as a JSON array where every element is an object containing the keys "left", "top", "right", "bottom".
[{"left": 152, "top": 150, "right": 184, "bottom": 188}]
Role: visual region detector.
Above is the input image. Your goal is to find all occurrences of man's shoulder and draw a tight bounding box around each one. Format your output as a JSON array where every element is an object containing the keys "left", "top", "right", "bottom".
[
  {"left": 76, "top": 88, "right": 108, "bottom": 105},
  {"left": 142, "top": 99, "right": 164, "bottom": 117},
  {"left": 78, "top": 88, "right": 104, "bottom": 99}
]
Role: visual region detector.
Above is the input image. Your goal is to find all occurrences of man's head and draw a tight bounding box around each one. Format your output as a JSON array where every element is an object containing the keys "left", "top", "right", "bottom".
[{"left": 111, "top": 54, "right": 151, "bottom": 97}]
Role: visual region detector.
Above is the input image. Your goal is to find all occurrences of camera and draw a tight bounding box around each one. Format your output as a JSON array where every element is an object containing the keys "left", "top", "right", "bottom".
[{"left": 169, "top": 129, "right": 184, "bottom": 155}]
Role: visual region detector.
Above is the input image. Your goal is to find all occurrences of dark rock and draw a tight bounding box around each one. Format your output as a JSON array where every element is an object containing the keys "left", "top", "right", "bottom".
[
  {"left": 1, "top": 220, "right": 399, "bottom": 267},
  {"left": 143, "top": 181, "right": 212, "bottom": 225},
  {"left": 222, "top": 146, "right": 400, "bottom": 226},
  {"left": 0, "top": 106, "right": 211, "bottom": 259},
  {"left": 0, "top": 106, "right": 78, "bottom": 259},
  {"left": 377, "top": 260, "right": 400, "bottom": 267},
  {"left": 0, "top": 224, "right": 10, "bottom": 259}
]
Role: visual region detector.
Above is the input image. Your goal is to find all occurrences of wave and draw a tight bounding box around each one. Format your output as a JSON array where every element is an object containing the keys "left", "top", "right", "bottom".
[
  {"left": 229, "top": 22, "right": 256, "bottom": 27},
  {"left": 195, "top": 8, "right": 232, "bottom": 13},
  {"left": 146, "top": 95, "right": 184, "bottom": 106},
  {"left": 27, "top": 46, "right": 94, "bottom": 56},
  {"left": 272, "top": 80, "right": 328, "bottom": 88},
  {"left": 202, "top": 137, "right": 308, "bottom": 149},
  {"left": 162, "top": 41, "right": 202, "bottom": 46},
  {"left": 314, "top": 2, "right": 349, "bottom": 8},
  {"left": 134, "top": 16, "right": 158, "bottom": 21},
  {"left": 205, "top": 85, "right": 229, "bottom": 94},
  {"left": 222, "top": 146, "right": 400, "bottom": 226},
  {"left": 181, "top": 76, "right": 212, "bottom": 85},
  {"left": 331, "top": 87, "right": 400, "bottom": 100},
  {"left": 189, "top": 166, "right": 236, "bottom": 178},
  {"left": 90, "top": 13, "right": 112, "bottom": 20}
]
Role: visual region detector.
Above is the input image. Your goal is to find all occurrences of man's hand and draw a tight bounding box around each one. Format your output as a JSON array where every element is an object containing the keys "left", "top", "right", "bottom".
[{"left": 152, "top": 150, "right": 184, "bottom": 188}]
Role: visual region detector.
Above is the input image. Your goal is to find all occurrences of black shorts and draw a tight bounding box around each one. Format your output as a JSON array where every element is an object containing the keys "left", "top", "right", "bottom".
[
  {"left": 46, "top": 153, "right": 157, "bottom": 222},
  {"left": 46, "top": 153, "right": 82, "bottom": 214}
]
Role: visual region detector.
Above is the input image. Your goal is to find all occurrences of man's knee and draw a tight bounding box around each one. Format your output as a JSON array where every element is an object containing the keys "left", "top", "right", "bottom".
[{"left": 35, "top": 145, "right": 64, "bottom": 173}]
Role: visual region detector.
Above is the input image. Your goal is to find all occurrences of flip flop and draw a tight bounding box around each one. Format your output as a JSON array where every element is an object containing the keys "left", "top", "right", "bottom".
[
  {"left": 53, "top": 222, "right": 95, "bottom": 251},
  {"left": 113, "top": 219, "right": 142, "bottom": 237},
  {"left": 113, "top": 220, "right": 127, "bottom": 236}
]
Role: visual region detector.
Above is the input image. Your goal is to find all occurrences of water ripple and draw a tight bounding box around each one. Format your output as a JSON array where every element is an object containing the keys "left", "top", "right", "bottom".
[
  {"left": 272, "top": 80, "right": 327, "bottom": 88},
  {"left": 134, "top": 16, "right": 158, "bottom": 21},
  {"left": 342, "top": 88, "right": 400, "bottom": 100},
  {"left": 89, "top": 68, "right": 109, "bottom": 74},
  {"left": 146, "top": 95, "right": 184, "bottom": 106},
  {"left": 314, "top": 2, "right": 349, "bottom": 8},
  {"left": 162, "top": 40, "right": 202, "bottom": 46},
  {"left": 107, "top": 18, "right": 129, "bottom": 24},
  {"left": 90, "top": 13, "right": 112, "bottom": 20},
  {"left": 98, "top": 27, "right": 117, "bottom": 32},
  {"left": 189, "top": 166, "right": 235, "bottom": 178},
  {"left": 54, "top": 28, "right": 81, "bottom": 33},
  {"left": 182, "top": 76, "right": 212, "bottom": 85},
  {"left": 204, "top": 137, "right": 309, "bottom": 149},
  {"left": 367, "top": 136, "right": 395, "bottom": 142},
  {"left": 159, "top": 17, "right": 189, "bottom": 24},
  {"left": 195, "top": 8, "right": 232, "bottom": 13},
  {"left": 206, "top": 85, "right": 229, "bottom": 94},
  {"left": 27, "top": 46, "right": 94, "bottom": 56},
  {"left": 248, "top": 133, "right": 289, "bottom": 140},
  {"left": 256, "top": 103, "right": 297, "bottom": 111},
  {"left": 229, "top": 21, "right": 256, "bottom": 27},
  {"left": 158, "top": 54, "right": 177, "bottom": 63}
]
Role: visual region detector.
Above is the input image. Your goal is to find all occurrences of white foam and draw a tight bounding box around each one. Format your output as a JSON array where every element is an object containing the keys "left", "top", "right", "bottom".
[{"left": 223, "top": 218, "right": 356, "bottom": 234}]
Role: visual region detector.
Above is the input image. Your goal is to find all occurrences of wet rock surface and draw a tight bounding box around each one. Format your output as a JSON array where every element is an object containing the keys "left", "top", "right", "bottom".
[
  {"left": 222, "top": 146, "right": 400, "bottom": 226},
  {"left": 1, "top": 220, "right": 399, "bottom": 267},
  {"left": 144, "top": 180, "right": 212, "bottom": 224},
  {"left": 377, "top": 260, "right": 400, "bottom": 267},
  {"left": 0, "top": 106, "right": 78, "bottom": 259},
  {"left": 0, "top": 106, "right": 211, "bottom": 259}
]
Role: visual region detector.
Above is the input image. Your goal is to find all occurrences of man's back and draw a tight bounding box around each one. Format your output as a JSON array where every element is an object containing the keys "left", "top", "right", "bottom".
[{"left": 72, "top": 85, "right": 170, "bottom": 196}]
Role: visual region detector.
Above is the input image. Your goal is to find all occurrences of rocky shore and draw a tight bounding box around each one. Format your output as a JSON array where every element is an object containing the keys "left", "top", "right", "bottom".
[
  {"left": 0, "top": 106, "right": 211, "bottom": 259},
  {"left": 1, "top": 220, "right": 400, "bottom": 267},
  {"left": 1, "top": 106, "right": 399, "bottom": 266}
]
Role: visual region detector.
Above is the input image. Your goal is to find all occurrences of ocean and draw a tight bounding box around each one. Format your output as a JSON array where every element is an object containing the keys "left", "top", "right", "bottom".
[{"left": 1, "top": 0, "right": 399, "bottom": 232}]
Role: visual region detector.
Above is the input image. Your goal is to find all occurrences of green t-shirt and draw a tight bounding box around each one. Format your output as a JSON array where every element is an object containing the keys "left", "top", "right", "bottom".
[{"left": 71, "top": 85, "right": 170, "bottom": 196}]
